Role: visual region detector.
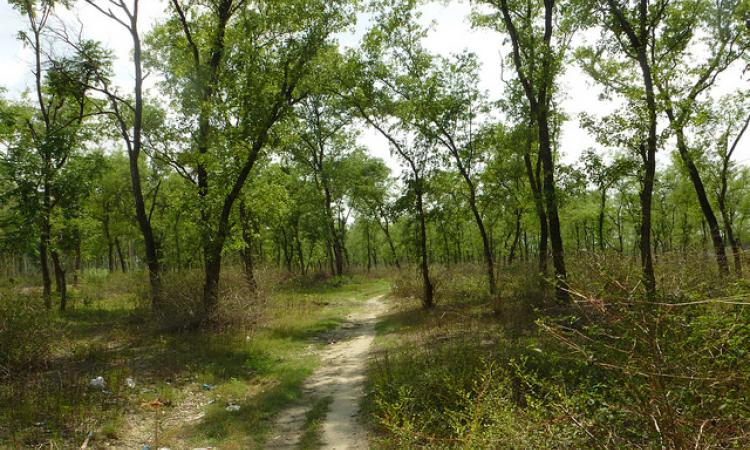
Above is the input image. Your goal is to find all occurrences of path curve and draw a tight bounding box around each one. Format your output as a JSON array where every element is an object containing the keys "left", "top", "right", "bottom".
[{"left": 266, "top": 295, "right": 387, "bottom": 450}]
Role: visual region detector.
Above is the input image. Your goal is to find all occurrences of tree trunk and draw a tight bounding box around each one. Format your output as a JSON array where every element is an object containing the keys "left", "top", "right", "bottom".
[
  {"left": 295, "top": 225, "right": 305, "bottom": 275},
  {"left": 365, "top": 221, "right": 372, "bottom": 272},
  {"left": 617, "top": 205, "right": 624, "bottom": 254},
  {"left": 115, "top": 238, "right": 127, "bottom": 272},
  {"left": 51, "top": 250, "right": 67, "bottom": 311},
  {"left": 451, "top": 147, "right": 496, "bottom": 294},
  {"left": 129, "top": 12, "right": 161, "bottom": 309},
  {"left": 468, "top": 185, "right": 496, "bottom": 295},
  {"left": 634, "top": 44, "right": 658, "bottom": 299},
  {"left": 722, "top": 213, "right": 742, "bottom": 277},
  {"left": 40, "top": 238, "right": 52, "bottom": 310},
  {"left": 508, "top": 209, "right": 522, "bottom": 264},
  {"left": 174, "top": 211, "right": 182, "bottom": 271},
  {"left": 378, "top": 215, "right": 401, "bottom": 270},
  {"left": 239, "top": 201, "right": 258, "bottom": 291},
  {"left": 598, "top": 188, "right": 607, "bottom": 252},
  {"left": 107, "top": 242, "right": 115, "bottom": 273},
  {"left": 537, "top": 116, "right": 568, "bottom": 301},
  {"left": 669, "top": 120, "right": 729, "bottom": 275},
  {"left": 324, "top": 186, "right": 344, "bottom": 276},
  {"left": 203, "top": 251, "right": 221, "bottom": 320},
  {"left": 524, "top": 152, "right": 548, "bottom": 275},
  {"left": 73, "top": 240, "right": 82, "bottom": 287},
  {"left": 415, "top": 179, "right": 434, "bottom": 309}
]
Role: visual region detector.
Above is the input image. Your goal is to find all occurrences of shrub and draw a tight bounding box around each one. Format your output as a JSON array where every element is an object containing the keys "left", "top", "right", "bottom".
[
  {"left": 139, "top": 268, "right": 267, "bottom": 331},
  {"left": 0, "top": 290, "right": 54, "bottom": 379}
]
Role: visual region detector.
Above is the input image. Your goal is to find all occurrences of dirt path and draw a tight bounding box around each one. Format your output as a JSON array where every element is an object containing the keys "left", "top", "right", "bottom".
[{"left": 266, "top": 295, "right": 387, "bottom": 450}]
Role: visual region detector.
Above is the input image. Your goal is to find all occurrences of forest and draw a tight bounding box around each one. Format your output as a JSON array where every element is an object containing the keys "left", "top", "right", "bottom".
[{"left": 1, "top": 0, "right": 750, "bottom": 448}]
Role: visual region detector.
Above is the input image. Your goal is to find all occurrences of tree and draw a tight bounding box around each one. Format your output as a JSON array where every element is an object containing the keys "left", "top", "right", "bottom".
[
  {"left": 581, "top": 0, "right": 663, "bottom": 298},
  {"left": 409, "top": 52, "right": 498, "bottom": 296},
  {"left": 651, "top": 0, "right": 747, "bottom": 276},
  {"left": 82, "top": 0, "right": 164, "bottom": 308},
  {"left": 706, "top": 93, "right": 750, "bottom": 276},
  {"left": 580, "top": 150, "right": 635, "bottom": 252},
  {"left": 475, "top": 0, "right": 579, "bottom": 301},
  {"left": 290, "top": 92, "right": 354, "bottom": 277},
  {"left": 344, "top": 1, "right": 437, "bottom": 308},
  {"left": 149, "top": 0, "right": 354, "bottom": 319},
  {"left": 7, "top": 0, "right": 105, "bottom": 308}
]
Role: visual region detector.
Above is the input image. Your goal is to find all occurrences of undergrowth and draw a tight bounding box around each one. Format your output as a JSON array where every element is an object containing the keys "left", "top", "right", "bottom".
[{"left": 368, "top": 254, "right": 750, "bottom": 449}]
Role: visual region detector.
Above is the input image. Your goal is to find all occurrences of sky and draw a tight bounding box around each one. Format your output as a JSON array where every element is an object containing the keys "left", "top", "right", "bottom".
[{"left": 1, "top": 0, "right": 748, "bottom": 174}]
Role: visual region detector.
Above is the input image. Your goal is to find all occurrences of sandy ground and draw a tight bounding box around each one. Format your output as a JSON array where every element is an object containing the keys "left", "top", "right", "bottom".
[{"left": 266, "top": 295, "right": 387, "bottom": 450}]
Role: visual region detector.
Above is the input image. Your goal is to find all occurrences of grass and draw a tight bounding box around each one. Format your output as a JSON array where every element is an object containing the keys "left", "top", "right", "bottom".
[
  {"left": 298, "top": 396, "right": 334, "bottom": 449},
  {"left": 366, "top": 258, "right": 750, "bottom": 449},
  {"left": 0, "top": 271, "right": 389, "bottom": 449}
]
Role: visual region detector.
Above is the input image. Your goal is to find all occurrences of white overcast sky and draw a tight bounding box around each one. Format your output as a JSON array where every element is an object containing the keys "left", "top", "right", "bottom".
[{"left": 1, "top": 0, "right": 748, "bottom": 173}]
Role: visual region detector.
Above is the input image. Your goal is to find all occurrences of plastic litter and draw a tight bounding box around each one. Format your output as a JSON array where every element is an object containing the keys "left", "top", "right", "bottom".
[
  {"left": 126, "top": 377, "right": 136, "bottom": 389},
  {"left": 225, "top": 404, "right": 241, "bottom": 412},
  {"left": 201, "top": 383, "right": 214, "bottom": 391},
  {"left": 89, "top": 376, "right": 106, "bottom": 389}
]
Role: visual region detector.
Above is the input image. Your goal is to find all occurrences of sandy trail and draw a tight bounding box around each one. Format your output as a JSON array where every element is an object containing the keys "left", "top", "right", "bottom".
[{"left": 266, "top": 295, "right": 387, "bottom": 450}]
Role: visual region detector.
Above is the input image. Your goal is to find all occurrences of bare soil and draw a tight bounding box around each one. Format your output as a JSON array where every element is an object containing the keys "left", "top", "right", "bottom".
[{"left": 266, "top": 295, "right": 386, "bottom": 449}]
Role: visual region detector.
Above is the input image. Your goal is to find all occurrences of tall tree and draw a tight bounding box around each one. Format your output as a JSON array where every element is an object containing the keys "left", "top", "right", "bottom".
[
  {"left": 410, "top": 52, "right": 498, "bottom": 296},
  {"left": 291, "top": 93, "right": 352, "bottom": 277},
  {"left": 652, "top": 0, "right": 747, "bottom": 275},
  {"left": 707, "top": 93, "right": 750, "bottom": 276},
  {"left": 477, "top": 0, "right": 577, "bottom": 301},
  {"left": 344, "top": 1, "right": 438, "bottom": 308},
  {"left": 83, "top": 0, "right": 163, "bottom": 308},
  {"left": 7, "top": 0, "right": 104, "bottom": 308},
  {"left": 151, "top": 0, "right": 353, "bottom": 318},
  {"left": 581, "top": 0, "right": 662, "bottom": 298}
]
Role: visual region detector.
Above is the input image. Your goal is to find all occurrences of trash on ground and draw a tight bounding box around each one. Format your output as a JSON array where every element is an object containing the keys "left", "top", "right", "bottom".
[
  {"left": 141, "top": 398, "right": 172, "bottom": 409},
  {"left": 126, "top": 377, "right": 136, "bottom": 388},
  {"left": 89, "top": 376, "right": 106, "bottom": 389},
  {"left": 226, "top": 404, "right": 241, "bottom": 412}
]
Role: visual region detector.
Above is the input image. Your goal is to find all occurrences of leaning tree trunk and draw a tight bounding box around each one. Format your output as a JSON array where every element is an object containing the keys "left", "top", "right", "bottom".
[
  {"left": 378, "top": 216, "right": 401, "bottom": 270},
  {"left": 598, "top": 187, "right": 607, "bottom": 252},
  {"left": 467, "top": 183, "right": 497, "bottom": 296},
  {"left": 115, "top": 238, "right": 127, "bottom": 273},
  {"left": 722, "top": 213, "right": 742, "bottom": 277},
  {"left": 670, "top": 121, "right": 729, "bottom": 276}
]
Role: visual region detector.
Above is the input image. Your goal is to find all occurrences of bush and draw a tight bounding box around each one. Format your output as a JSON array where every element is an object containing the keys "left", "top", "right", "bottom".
[
  {"left": 390, "top": 263, "right": 495, "bottom": 306},
  {"left": 139, "top": 268, "right": 266, "bottom": 331},
  {"left": 0, "top": 290, "right": 54, "bottom": 379}
]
